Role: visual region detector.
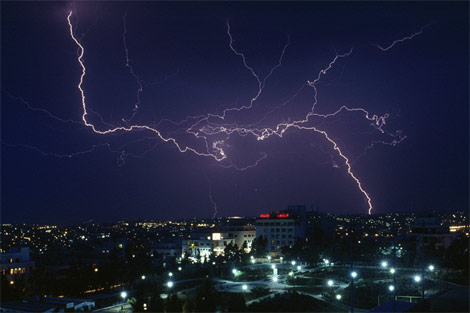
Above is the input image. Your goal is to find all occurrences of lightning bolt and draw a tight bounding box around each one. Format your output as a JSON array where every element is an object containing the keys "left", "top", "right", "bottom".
[
  {"left": 62, "top": 11, "right": 424, "bottom": 215},
  {"left": 209, "top": 189, "right": 218, "bottom": 219},
  {"left": 376, "top": 25, "right": 429, "bottom": 51},
  {"left": 121, "top": 12, "right": 143, "bottom": 124}
]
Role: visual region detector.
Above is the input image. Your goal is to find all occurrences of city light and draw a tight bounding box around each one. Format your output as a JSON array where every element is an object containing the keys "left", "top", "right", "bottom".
[
  {"left": 178, "top": 267, "right": 182, "bottom": 271},
  {"left": 390, "top": 268, "right": 396, "bottom": 274},
  {"left": 251, "top": 259, "right": 256, "bottom": 264},
  {"left": 267, "top": 256, "right": 272, "bottom": 260},
  {"left": 324, "top": 259, "right": 329, "bottom": 265},
  {"left": 242, "top": 284, "right": 248, "bottom": 291},
  {"left": 388, "top": 285, "right": 395, "bottom": 291},
  {"left": 232, "top": 269, "right": 238, "bottom": 275},
  {"left": 94, "top": 268, "right": 98, "bottom": 272},
  {"left": 414, "top": 275, "right": 421, "bottom": 282},
  {"left": 289, "top": 271, "right": 294, "bottom": 276},
  {"left": 271, "top": 264, "right": 276, "bottom": 269},
  {"left": 291, "top": 261, "right": 296, "bottom": 266},
  {"left": 120, "top": 291, "right": 127, "bottom": 299},
  {"left": 327, "top": 279, "right": 334, "bottom": 286},
  {"left": 428, "top": 265, "right": 435, "bottom": 271},
  {"left": 141, "top": 275, "right": 146, "bottom": 280},
  {"left": 273, "top": 276, "right": 278, "bottom": 282},
  {"left": 297, "top": 265, "right": 301, "bottom": 271},
  {"left": 168, "top": 272, "right": 173, "bottom": 277},
  {"left": 351, "top": 271, "right": 358, "bottom": 278},
  {"left": 167, "top": 281, "right": 174, "bottom": 288},
  {"left": 336, "top": 294, "right": 342, "bottom": 300},
  {"left": 381, "top": 261, "right": 388, "bottom": 268}
]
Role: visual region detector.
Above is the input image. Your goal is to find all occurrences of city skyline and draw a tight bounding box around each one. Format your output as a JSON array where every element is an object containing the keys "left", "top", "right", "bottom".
[{"left": 2, "top": 2, "right": 469, "bottom": 223}]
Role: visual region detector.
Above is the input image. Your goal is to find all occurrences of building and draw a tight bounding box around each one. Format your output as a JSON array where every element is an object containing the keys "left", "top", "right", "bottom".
[
  {"left": 0, "top": 247, "right": 35, "bottom": 283},
  {"left": 211, "top": 225, "right": 256, "bottom": 255},
  {"left": 181, "top": 224, "right": 256, "bottom": 261},
  {"left": 256, "top": 206, "right": 307, "bottom": 255},
  {"left": 408, "top": 216, "right": 457, "bottom": 250}
]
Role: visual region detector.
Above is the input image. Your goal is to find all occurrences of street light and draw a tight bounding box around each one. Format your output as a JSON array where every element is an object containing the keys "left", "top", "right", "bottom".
[
  {"left": 272, "top": 276, "right": 278, "bottom": 282},
  {"left": 327, "top": 280, "right": 334, "bottom": 287},
  {"left": 336, "top": 294, "right": 342, "bottom": 300},
  {"left": 242, "top": 284, "right": 248, "bottom": 291},
  {"left": 390, "top": 268, "right": 396, "bottom": 274},
  {"left": 167, "top": 281, "right": 173, "bottom": 288},
  {"left": 297, "top": 265, "right": 301, "bottom": 271},
  {"left": 288, "top": 271, "right": 294, "bottom": 276},
  {"left": 267, "top": 255, "right": 272, "bottom": 261},
  {"left": 291, "top": 261, "right": 296, "bottom": 266},
  {"left": 350, "top": 271, "right": 358, "bottom": 279},
  {"left": 414, "top": 275, "right": 421, "bottom": 282},
  {"left": 251, "top": 259, "right": 256, "bottom": 264},
  {"left": 324, "top": 259, "right": 330, "bottom": 265},
  {"left": 388, "top": 285, "right": 395, "bottom": 291},
  {"left": 428, "top": 265, "right": 435, "bottom": 271},
  {"left": 381, "top": 261, "right": 388, "bottom": 268},
  {"left": 271, "top": 264, "right": 276, "bottom": 269},
  {"left": 168, "top": 272, "right": 173, "bottom": 277},
  {"left": 232, "top": 269, "right": 238, "bottom": 275},
  {"left": 141, "top": 275, "right": 146, "bottom": 280},
  {"left": 120, "top": 291, "right": 127, "bottom": 299}
]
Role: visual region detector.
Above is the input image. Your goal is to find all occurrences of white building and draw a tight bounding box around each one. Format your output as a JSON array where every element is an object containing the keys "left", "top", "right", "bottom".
[
  {"left": 0, "top": 247, "right": 35, "bottom": 283},
  {"left": 181, "top": 225, "right": 256, "bottom": 261}
]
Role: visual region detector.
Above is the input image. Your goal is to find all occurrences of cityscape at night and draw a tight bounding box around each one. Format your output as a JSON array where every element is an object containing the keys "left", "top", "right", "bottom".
[{"left": 1, "top": 1, "right": 469, "bottom": 312}]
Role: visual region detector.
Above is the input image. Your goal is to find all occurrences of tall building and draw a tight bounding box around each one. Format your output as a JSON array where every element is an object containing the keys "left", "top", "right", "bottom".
[{"left": 256, "top": 206, "right": 307, "bottom": 255}]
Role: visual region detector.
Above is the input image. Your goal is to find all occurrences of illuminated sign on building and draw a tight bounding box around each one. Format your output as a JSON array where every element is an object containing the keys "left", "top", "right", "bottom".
[
  {"left": 212, "top": 233, "right": 221, "bottom": 240},
  {"left": 259, "top": 214, "right": 270, "bottom": 218},
  {"left": 276, "top": 213, "right": 289, "bottom": 218}
]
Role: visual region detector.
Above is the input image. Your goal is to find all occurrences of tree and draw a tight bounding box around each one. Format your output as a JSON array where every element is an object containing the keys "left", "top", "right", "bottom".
[
  {"left": 227, "top": 293, "right": 246, "bottom": 312},
  {"left": 149, "top": 286, "right": 164, "bottom": 312},
  {"left": 251, "top": 236, "right": 267, "bottom": 258},
  {"left": 194, "top": 279, "right": 217, "bottom": 312},
  {"left": 166, "top": 294, "right": 183, "bottom": 312}
]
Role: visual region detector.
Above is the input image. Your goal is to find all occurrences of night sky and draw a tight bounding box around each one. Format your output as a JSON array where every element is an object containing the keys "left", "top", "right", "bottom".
[{"left": 2, "top": 2, "right": 468, "bottom": 223}]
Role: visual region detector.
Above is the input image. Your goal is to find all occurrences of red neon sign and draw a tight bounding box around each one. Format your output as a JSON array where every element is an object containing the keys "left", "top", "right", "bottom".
[
  {"left": 259, "top": 214, "right": 270, "bottom": 218},
  {"left": 276, "top": 213, "right": 289, "bottom": 218}
]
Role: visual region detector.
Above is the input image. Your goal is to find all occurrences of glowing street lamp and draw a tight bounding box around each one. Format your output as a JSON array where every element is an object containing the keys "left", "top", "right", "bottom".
[
  {"left": 291, "top": 261, "right": 296, "bottom": 266},
  {"left": 336, "top": 294, "right": 342, "bottom": 300},
  {"left": 390, "top": 268, "right": 395, "bottom": 274},
  {"left": 167, "top": 281, "right": 174, "bottom": 288},
  {"left": 272, "top": 276, "right": 278, "bottom": 282},
  {"left": 232, "top": 269, "right": 238, "bottom": 275},
  {"left": 178, "top": 267, "right": 182, "bottom": 271},
  {"left": 288, "top": 271, "right": 294, "bottom": 276},
  {"left": 388, "top": 285, "right": 395, "bottom": 291},
  {"left": 120, "top": 291, "right": 127, "bottom": 299},
  {"left": 428, "top": 265, "right": 435, "bottom": 271},
  {"left": 327, "top": 280, "right": 334, "bottom": 287},
  {"left": 381, "top": 261, "right": 388, "bottom": 268},
  {"left": 414, "top": 275, "right": 421, "bottom": 283},
  {"left": 350, "top": 271, "right": 358, "bottom": 279},
  {"left": 242, "top": 284, "right": 248, "bottom": 291},
  {"left": 141, "top": 275, "right": 146, "bottom": 280},
  {"left": 168, "top": 272, "right": 173, "bottom": 277},
  {"left": 297, "top": 265, "right": 301, "bottom": 271},
  {"left": 324, "top": 259, "right": 330, "bottom": 265},
  {"left": 271, "top": 264, "right": 276, "bottom": 270}
]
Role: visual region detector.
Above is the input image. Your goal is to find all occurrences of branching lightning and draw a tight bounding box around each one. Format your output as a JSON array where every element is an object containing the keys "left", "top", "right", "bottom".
[{"left": 34, "top": 11, "right": 425, "bottom": 215}]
